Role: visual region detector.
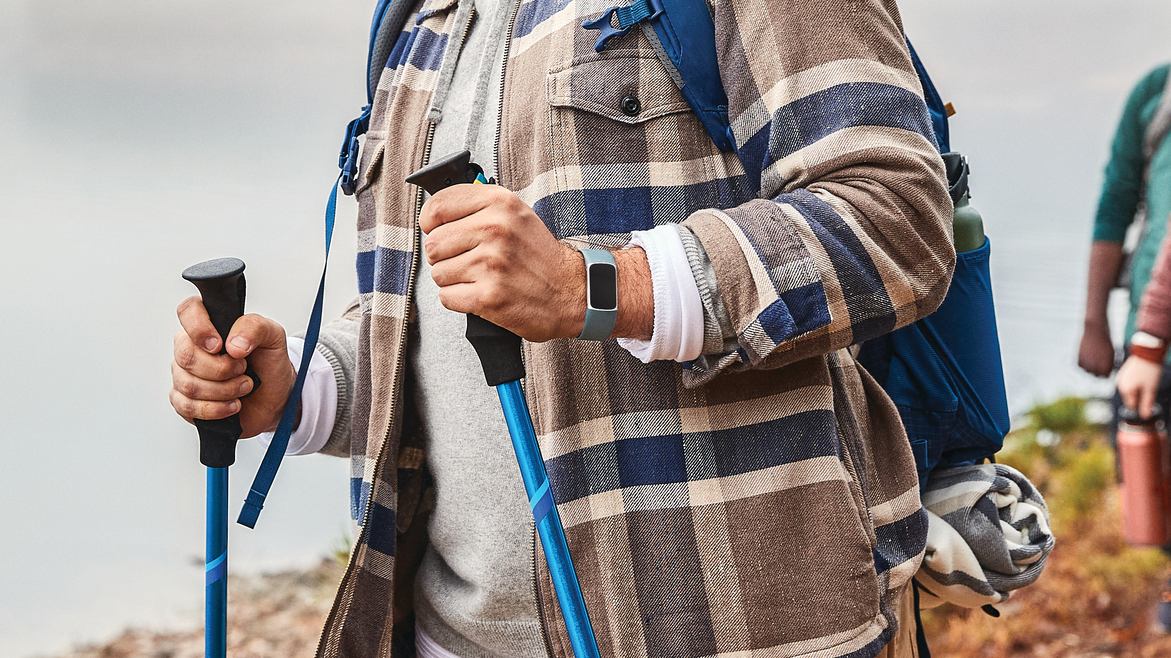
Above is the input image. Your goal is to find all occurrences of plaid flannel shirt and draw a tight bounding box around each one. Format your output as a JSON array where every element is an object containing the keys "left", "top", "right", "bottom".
[{"left": 316, "top": 0, "right": 955, "bottom": 655}]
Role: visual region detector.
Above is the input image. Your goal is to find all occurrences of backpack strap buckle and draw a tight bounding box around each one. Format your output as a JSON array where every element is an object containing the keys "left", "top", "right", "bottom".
[
  {"left": 582, "top": 0, "right": 664, "bottom": 52},
  {"left": 338, "top": 105, "right": 372, "bottom": 196}
]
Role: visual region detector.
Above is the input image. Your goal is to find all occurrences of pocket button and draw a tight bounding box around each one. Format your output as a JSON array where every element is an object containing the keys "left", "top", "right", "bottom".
[{"left": 620, "top": 94, "right": 641, "bottom": 117}]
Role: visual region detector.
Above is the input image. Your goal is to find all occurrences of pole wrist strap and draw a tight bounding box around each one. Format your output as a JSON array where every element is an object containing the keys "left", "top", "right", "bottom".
[{"left": 237, "top": 176, "right": 338, "bottom": 529}]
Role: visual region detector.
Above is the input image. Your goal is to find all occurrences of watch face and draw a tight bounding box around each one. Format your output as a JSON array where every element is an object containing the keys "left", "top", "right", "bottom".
[{"left": 587, "top": 262, "right": 618, "bottom": 311}]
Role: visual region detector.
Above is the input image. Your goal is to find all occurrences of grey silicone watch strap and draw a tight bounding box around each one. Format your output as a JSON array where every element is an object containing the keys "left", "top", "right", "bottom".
[{"left": 578, "top": 249, "right": 618, "bottom": 341}]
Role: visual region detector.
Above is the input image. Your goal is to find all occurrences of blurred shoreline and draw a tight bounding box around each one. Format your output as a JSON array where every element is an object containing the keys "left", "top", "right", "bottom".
[{"left": 47, "top": 559, "right": 343, "bottom": 658}]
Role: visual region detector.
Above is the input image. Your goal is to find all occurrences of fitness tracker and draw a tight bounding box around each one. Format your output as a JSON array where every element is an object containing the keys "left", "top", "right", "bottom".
[{"left": 578, "top": 249, "right": 618, "bottom": 340}]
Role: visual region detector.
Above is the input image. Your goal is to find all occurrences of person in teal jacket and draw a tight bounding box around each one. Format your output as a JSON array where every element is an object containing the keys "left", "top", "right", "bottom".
[
  {"left": 1079, "top": 62, "right": 1171, "bottom": 629},
  {"left": 1081, "top": 64, "right": 1171, "bottom": 377}
]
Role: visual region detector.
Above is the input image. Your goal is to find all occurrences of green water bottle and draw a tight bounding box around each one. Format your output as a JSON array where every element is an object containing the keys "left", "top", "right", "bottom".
[
  {"left": 953, "top": 191, "right": 985, "bottom": 253},
  {"left": 943, "top": 152, "right": 985, "bottom": 253}
]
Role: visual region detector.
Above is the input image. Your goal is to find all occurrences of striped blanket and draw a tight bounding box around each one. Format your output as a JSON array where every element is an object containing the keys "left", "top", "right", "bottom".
[{"left": 915, "top": 463, "right": 1054, "bottom": 608}]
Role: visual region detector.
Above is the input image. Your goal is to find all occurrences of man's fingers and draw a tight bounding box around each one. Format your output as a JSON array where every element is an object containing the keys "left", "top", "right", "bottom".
[
  {"left": 1139, "top": 384, "right": 1158, "bottom": 420},
  {"left": 430, "top": 250, "right": 483, "bottom": 288},
  {"left": 171, "top": 361, "right": 254, "bottom": 402},
  {"left": 169, "top": 387, "right": 241, "bottom": 422},
  {"left": 173, "top": 330, "right": 247, "bottom": 381},
  {"left": 1119, "top": 384, "right": 1137, "bottom": 413},
  {"left": 423, "top": 220, "right": 490, "bottom": 265},
  {"left": 435, "top": 282, "right": 482, "bottom": 316},
  {"left": 418, "top": 184, "right": 502, "bottom": 234},
  {"left": 176, "top": 296, "right": 223, "bottom": 354}
]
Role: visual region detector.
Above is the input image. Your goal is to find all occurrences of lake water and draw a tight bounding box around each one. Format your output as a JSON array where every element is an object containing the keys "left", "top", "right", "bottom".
[{"left": 2, "top": 0, "right": 1169, "bottom": 655}]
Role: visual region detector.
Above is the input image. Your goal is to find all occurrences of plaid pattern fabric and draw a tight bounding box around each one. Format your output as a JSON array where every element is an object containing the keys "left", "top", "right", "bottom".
[{"left": 317, "top": 0, "right": 955, "bottom": 655}]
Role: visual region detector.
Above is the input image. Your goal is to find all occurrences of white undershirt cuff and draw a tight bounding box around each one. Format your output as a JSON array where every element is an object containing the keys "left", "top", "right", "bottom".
[
  {"left": 416, "top": 622, "right": 463, "bottom": 658},
  {"left": 617, "top": 224, "right": 704, "bottom": 363},
  {"left": 255, "top": 337, "right": 338, "bottom": 456}
]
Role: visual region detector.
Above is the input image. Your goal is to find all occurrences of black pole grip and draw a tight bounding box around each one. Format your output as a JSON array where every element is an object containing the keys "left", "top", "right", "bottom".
[
  {"left": 404, "top": 149, "right": 485, "bottom": 193},
  {"left": 406, "top": 151, "right": 525, "bottom": 386},
  {"left": 465, "top": 314, "right": 525, "bottom": 386},
  {"left": 1119, "top": 404, "right": 1164, "bottom": 425},
  {"left": 182, "top": 257, "right": 247, "bottom": 468}
]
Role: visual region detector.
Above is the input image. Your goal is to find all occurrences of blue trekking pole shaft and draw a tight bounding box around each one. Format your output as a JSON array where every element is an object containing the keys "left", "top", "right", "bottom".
[
  {"left": 407, "top": 153, "right": 601, "bottom": 658},
  {"left": 206, "top": 467, "right": 228, "bottom": 655},
  {"left": 182, "top": 257, "right": 249, "bottom": 658},
  {"left": 496, "top": 379, "right": 598, "bottom": 658}
]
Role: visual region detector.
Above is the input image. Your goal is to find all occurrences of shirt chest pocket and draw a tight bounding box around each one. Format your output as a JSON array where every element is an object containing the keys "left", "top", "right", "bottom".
[
  {"left": 547, "top": 51, "right": 691, "bottom": 124},
  {"left": 545, "top": 51, "right": 719, "bottom": 170}
]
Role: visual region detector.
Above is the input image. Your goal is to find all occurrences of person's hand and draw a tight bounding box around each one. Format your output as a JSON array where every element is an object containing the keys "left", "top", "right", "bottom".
[
  {"left": 419, "top": 184, "right": 652, "bottom": 341},
  {"left": 1116, "top": 354, "right": 1164, "bottom": 420},
  {"left": 169, "top": 297, "right": 296, "bottom": 438},
  {"left": 1078, "top": 322, "right": 1116, "bottom": 378}
]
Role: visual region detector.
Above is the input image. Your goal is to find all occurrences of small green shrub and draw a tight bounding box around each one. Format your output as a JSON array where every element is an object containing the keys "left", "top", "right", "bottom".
[
  {"left": 1031, "top": 396, "right": 1088, "bottom": 434},
  {"left": 331, "top": 534, "right": 353, "bottom": 566},
  {"left": 1047, "top": 441, "right": 1114, "bottom": 533}
]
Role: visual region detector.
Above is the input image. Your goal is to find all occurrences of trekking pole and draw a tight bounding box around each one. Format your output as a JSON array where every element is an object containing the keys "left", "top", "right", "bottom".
[
  {"left": 407, "top": 152, "right": 602, "bottom": 658},
  {"left": 182, "top": 257, "right": 250, "bottom": 658}
]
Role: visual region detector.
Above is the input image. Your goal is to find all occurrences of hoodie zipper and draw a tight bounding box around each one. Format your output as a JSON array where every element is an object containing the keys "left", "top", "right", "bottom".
[
  {"left": 492, "top": 0, "right": 520, "bottom": 182},
  {"left": 314, "top": 123, "right": 435, "bottom": 658},
  {"left": 319, "top": 0, "right": 511, "bottom": 651},
  {"left": 493, "top": 3, "right": 553, "bottom": 655},
  {"left": 531, "top": 520, "right": 556, "bottom": 658}
]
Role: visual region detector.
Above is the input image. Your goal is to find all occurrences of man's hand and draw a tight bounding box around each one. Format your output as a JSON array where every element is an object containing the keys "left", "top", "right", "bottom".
[
  {"left": 419, "top": 184, "right": 653, "bottom": 341},
  {"left": 1079, "top": 241, "right": 1124, "bottom": 378},
  {"left": 170, "top": 297, "right": 296, "bottom": 438},
  {"left": 1117, "top": 354, "right": 1164, "bottom": 420},
  {"left": 1078, "top": 322, "right": 1116, "bottom": 378}
]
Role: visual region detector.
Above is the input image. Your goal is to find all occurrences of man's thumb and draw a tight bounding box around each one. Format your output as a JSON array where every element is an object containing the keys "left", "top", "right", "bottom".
[{"left": 224, "top": 314, "right": 287, "bottom": 366}]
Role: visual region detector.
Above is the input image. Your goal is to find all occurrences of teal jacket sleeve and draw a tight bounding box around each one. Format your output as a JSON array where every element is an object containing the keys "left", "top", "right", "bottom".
[{"left": 1093, "top": 64, "right": 1170, "bottom": 243}]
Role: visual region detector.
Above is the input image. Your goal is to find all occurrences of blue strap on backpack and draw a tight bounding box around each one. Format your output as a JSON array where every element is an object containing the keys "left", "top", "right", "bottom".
[
  {"left": 583, "top": 1, "right": 948, "bottom": 157},
  {"left": 584, "top": 0, "right": 735, "bottom": 152},
  {"left": 340, "top": 0, "right": 416, "bottom": 195},
  {"left": 906, "top": 37, "right": 950, "bottom": 154}
]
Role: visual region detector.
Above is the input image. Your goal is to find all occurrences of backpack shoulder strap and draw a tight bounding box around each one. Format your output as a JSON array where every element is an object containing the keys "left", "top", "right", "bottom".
[
  {"left": 905, "top": 37, "right": 950, "bottom": 154},
  {"left": 584, "top": 0, "right": 734, "bottom": 152},
  {"left": 340, "top": 0, "right": 417, "bottom": 195},
  {"left": 1120, "top": 66, "right": 1171, "bottom": 242},
  {"left": 366, "top": 0, "right": 418, "bottom": 102}
]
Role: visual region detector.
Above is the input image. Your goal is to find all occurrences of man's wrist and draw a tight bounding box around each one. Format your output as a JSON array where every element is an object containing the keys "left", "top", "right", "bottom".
[
  {"left": 561, "top": 249, "right": 588, "bottom": 338},
  {"left": 561, "top": 247, "right": 653, "bottom": 341},
  {"left": 578, "top": 249, "right": 620, "bottom": 340},
  {"left": 1083, "top": 316, "right": 1109, "bottom": 332},
  {"left": 613, "top": 248, "right": 653, "bottom": 340}
]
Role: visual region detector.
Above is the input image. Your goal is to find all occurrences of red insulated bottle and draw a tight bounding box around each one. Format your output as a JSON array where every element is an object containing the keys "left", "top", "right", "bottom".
[{"left": 1117, "top": 405, "right": 1171, "bottom": 546}]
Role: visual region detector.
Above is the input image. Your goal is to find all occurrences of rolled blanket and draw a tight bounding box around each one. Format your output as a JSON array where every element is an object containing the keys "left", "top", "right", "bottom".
[{"left": 915, "top": 463, "right": 1054, "bottom": 609}]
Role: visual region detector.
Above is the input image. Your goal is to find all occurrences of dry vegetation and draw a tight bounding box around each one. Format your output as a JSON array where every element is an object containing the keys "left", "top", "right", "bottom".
[{"left": 54, "top": 397, "right": 1171, "bottom": 658}]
